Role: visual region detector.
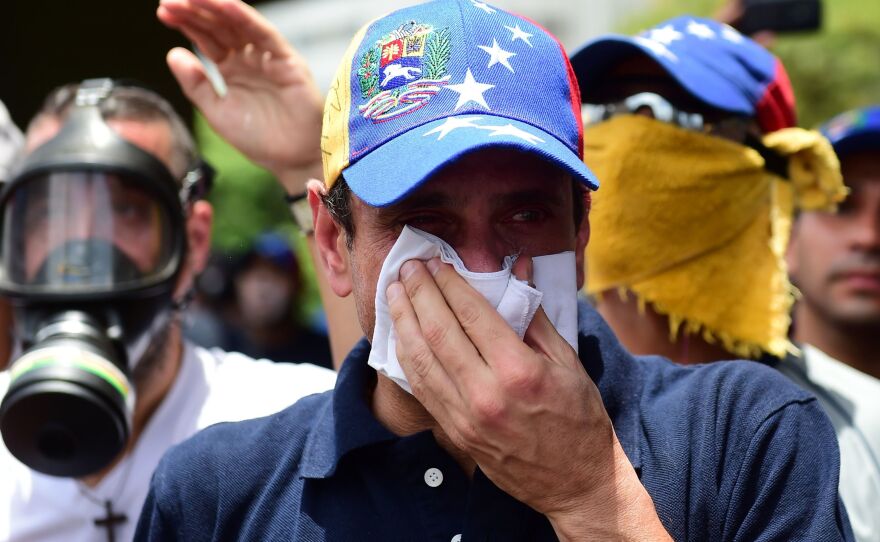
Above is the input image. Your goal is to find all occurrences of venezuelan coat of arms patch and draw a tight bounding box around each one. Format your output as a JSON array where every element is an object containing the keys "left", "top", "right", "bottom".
[{"left": 357, "top": 21, "right": 451, "bottom": 123}]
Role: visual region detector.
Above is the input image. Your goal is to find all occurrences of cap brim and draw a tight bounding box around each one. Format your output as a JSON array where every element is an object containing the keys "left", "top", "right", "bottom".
[
  {"left": 342, "top": 115, "right": 599, "bottom": 207},
  {"left": 569, "top": 36, "right": 753, "bottom": 116},
  {"left": 832, "top": 131, "right": 880, "bottom": 157}
]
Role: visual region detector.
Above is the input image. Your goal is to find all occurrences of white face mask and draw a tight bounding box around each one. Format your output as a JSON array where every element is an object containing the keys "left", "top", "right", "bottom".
[
  {"left": 369, "top": 226, "right": 579, "bottom": 394},
  {"left": 236, "top": 265, "right": 292, "bottom": 326}
]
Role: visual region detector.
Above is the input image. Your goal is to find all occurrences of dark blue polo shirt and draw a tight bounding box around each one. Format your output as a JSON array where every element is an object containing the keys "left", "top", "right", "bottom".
[{"left": 135, "top": 302, "right": 852, "bottom": 541}]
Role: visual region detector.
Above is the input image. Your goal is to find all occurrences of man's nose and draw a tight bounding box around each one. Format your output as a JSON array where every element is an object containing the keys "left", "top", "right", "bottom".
[
  {"left": 67, "top": 207, "right": 95, "bottom": 239},
  {"left": 452, "top": 233, "right": 509, "bottom": 273},
  {"left": 63, "top": 189, "right": 96, "bottom": 240}
]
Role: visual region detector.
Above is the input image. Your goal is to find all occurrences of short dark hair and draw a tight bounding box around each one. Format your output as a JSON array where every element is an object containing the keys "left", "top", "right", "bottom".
[
  {"left": 321, "top": 174, "right": 588, "bottom": 251},
  {"left": 28, "top": 82, "right": 197, "bottom": 181}
]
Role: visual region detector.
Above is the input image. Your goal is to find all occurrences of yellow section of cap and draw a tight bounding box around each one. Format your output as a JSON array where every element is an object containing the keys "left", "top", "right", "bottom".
[{"left": 321, "top": 21, "right": 373, "bottom": 190}]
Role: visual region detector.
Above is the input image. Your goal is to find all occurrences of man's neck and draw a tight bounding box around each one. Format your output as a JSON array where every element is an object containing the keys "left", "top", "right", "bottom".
[
  {"left": 371, "top": 373, "right": 477, "bottom": 475},
  {"left": 794, "top": 305, "right": 880, "bottom": 380},
  {"left": 597, "top": 291, "right": 735, "bottom": 364},
  {"left": 79, "top": 326, "right": 185, "bottom": 487}
]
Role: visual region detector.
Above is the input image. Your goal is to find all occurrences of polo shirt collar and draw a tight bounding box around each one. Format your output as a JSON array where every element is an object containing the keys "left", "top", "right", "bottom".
[
  {"left": 300, "top": 338, "right": 396, "bottom": 479},
  {"left": 300, "top": 300, "right": 644, "bottom": 479}
]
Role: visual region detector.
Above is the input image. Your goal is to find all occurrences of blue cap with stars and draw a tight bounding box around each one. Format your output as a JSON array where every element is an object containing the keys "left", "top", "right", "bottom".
[
  {"left": 570, "top": 16, "right": 797, "bottom": 134},
  {"left": 321, "top": 0, "right": 598, "bottom": 207},
  {"left": 820, "top": 105, "right": 880, "bottom": 158}
]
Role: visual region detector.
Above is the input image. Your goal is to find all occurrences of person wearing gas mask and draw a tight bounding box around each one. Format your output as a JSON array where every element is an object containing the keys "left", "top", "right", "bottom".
[
  {"left": 570, "top": 16, "right": 846, "bottom": 364},
  {"left": 0, "top": 79, "right": 336, "bottom": 542},
  {"left": 0, "top": 99, "right": 24, "bottom": 371},
  {"left": 136, "top": 1, "right": 850, "bottom": 540},
  {"left": 780, "top": 105, "right": 880, "bottom": 542}
]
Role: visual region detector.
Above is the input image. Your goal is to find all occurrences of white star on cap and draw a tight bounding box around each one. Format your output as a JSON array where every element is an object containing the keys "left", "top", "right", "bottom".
[
  {"left": 686, "top": 20, "right": 716, "bottom": 39},
  {"left": 471, "top": 0, "right": 496, "bottom": 14},
  {"left": 483, "top": 123, "right": 544, "bottom": 144},
  {"left": 721, "top": 25, "right": 744, "bottom": 43},
  {"left": 446, "top": 69, "right": 495, "bottom": 110},
  {"left": 647, "top": 24, "right": 684, "bottom": 45},
  {"left": 504, "top": 24, "right": 534, "bottom": 47},
  {"left": 423, "top": 116, "right": 484, "bottom": 140},
  {"left": 478, "top": 39, "right": 517, "bottom": 73},
  {"left": 633, "top": 36, "right": 678, "bottom": 62}
]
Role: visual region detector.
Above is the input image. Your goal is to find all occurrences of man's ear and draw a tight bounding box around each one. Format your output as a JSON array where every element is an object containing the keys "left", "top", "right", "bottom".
[
  {"left": 575, "top": 191, "right": 591, "bottom": 291},
  {"left": 309, "top": 180, "right": 353, "bottom": 297},
  {"left": 174, "top": 200, "right": 213, "bottom": 299}
]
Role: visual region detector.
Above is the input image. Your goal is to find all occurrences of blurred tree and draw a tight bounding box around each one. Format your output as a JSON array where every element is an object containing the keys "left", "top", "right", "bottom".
[{"left": 618, "top": 0, "right": 880, "bottom": 127}]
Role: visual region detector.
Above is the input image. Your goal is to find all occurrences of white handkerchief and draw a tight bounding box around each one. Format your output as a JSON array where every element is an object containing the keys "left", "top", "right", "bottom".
[{"left": 370, "top": 226, "right": 578, "bottom": 394}]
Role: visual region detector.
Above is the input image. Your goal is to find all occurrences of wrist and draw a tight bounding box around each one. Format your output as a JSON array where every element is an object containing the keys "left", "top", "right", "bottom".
[
  {"left": 547, "top": 444, "right": 670, "bottom": 541},
  {"left": 271, "top": 158, "right": 324, "bottom": 194},
  {"left": 286, "top": 191, "right": 315, "bottom": 235}
]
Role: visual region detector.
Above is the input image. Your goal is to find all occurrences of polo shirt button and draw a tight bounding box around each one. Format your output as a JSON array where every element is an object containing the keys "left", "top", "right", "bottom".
[
  {"left": 451, "top": 535, "right": 462, "bottom": 542},
  {"left": 424, "top": 467, "right": 443, "bottom": 487}
]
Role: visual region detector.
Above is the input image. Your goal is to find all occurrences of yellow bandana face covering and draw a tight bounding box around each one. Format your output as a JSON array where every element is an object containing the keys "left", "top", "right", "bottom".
[{"left": 584, "top": 115, "right": 845, "bottom": 359}]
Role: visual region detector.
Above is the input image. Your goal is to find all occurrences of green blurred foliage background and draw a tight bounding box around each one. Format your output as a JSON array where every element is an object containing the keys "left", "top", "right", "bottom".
[
  {"left": 195, "top": 113, "right": 323, "bottom": 325},
  {"left": 620, "top": 0, "right": 880, "bottom": 127}
]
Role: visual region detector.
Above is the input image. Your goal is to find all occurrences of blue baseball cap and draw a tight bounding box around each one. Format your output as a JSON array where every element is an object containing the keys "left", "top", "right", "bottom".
[
  {"left": 321, "top": 0, "right": 598, "bottom": 207},
  {"left": 570, "top": 16, "right": 797, "bottom": 133},
  {"left": 820, "top": 106, "right": 880, "bottom": 158}
]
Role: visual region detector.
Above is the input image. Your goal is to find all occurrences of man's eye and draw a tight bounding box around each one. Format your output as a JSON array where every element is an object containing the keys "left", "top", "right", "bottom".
[
  {"left": 510, "top": 209, "right": 542, "bottom": 222},
  {"left": 405, "top": 215, "right": 442, "bottom": 226}
]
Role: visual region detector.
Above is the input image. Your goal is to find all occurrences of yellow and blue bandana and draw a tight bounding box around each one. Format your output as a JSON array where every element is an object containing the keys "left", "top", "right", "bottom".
[{"left": 321, "top": 0, "right": 598, "bottom": 207}]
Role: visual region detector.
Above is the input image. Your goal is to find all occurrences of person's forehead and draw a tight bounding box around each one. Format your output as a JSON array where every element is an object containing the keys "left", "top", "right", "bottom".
[{"left": 397, "top": 149, "right": 570, "bottom": 203}]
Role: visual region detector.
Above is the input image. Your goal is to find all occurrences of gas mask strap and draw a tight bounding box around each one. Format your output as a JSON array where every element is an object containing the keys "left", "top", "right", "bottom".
[{"left": 179, "top": 159, "right": 215, "bottom": 208}]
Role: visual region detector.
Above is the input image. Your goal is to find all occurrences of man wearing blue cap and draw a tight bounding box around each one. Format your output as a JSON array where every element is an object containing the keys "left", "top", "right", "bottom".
[
  {"left": 138, "top": 1, "right": 851, "bottom": 540},
  {"left": 571, "top": 16, "right": 846, "bottom": 364},
  {"left": 783, "top": 105, "right": 880, "bottom": 542}
]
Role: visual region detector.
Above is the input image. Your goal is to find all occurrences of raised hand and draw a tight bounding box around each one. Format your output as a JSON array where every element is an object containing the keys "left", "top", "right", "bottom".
[{"left": 158, "top": 0, "right": 323, "bottom": 189}]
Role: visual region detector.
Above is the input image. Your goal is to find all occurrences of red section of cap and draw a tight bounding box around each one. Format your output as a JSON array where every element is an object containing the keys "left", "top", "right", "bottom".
[
  {"left": 755, "top": 58, "right": 797, "bottom": 133},
  {"left": 518, "top": 14, "right": 584, "bottom": 158}
]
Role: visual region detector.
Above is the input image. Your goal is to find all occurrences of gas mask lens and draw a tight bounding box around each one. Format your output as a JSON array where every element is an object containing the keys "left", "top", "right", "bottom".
[{"left": 1, "top": 171, "right": 175, "bottom": 293}]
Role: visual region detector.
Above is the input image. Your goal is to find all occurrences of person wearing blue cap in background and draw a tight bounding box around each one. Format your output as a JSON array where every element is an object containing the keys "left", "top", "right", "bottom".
[
  {"left": 782, "top": 105, "right": 880, "bottom": 542},
  {"left": 137, "top": 1, "right": 852, "bottom": 540},
  {"left": 227, "top": 231, "right": 334, "bottom": 368},
  {"left": 571, "top": 16, "right": 847, "bottom": 365}
]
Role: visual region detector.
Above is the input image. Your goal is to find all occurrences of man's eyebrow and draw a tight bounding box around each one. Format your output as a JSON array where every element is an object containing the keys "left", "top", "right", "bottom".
[
  {"left": 385, "top": 192, "right": 456, "bottom": 212},
  {"left": 497, "top": 189, "right": 566, "bottom": 208}
]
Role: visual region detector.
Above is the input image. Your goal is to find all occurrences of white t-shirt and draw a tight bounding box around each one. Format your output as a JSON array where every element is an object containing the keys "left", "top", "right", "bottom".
[
  {"left": 0, "top": 343, "right": 337, "bottom": 542},
  {"left": 777, "top": 344, "right": 880, "bottom": 542}
]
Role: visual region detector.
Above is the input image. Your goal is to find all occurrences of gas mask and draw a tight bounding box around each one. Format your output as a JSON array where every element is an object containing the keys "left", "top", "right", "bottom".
[{"left": 0, "top": 79, "right": 212, "bottom": 477}]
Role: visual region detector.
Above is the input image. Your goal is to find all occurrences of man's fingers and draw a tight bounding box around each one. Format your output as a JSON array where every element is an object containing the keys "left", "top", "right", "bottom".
[
  {"left": 197, "top": 0, "right": 294, "bottom": 58},
  {"left": 159, "top": 4, "right": 230, "bottom": 61},
  {"left": 166, "top": 48, "right": 218, "bottom": 106},
  {"left": 398, "top": 260, "right": 490, "bottom": 391},
  {"left": 386, "top": 281, "right": 461, "bottom": 412},
  {"left": 511, "top": 254, "right": 533, "bottom": 286},
  {"left": 427, "top": 259, "right": 527, "bottom": 369},
  {"left": 509, "top": 254, "right": 576, "bottom": 365},
  {"left": 522, "top": 306, "right": 573, "bottom": 365},
  {"left": 161, "top": 0, "right": 249, "bottom": 57}
]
